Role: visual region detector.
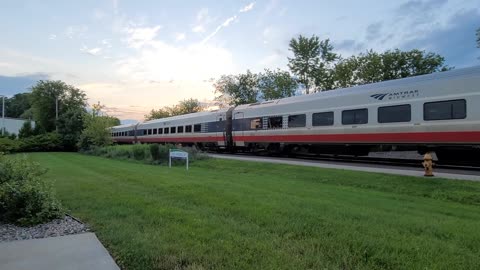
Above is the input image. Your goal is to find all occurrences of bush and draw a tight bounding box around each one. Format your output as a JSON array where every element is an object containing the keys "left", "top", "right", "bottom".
[
  {"left": 0, "top": 154, "right": 62, "bottom": 226},
  {"left": 20, "top": 133, "right": 63, "bottom": 152},
  {"left": 83, "top": 144, "right": 208, "bottom": 165},
  {"left": 0, "top": 137, "right": 21, "bottom": 153}
]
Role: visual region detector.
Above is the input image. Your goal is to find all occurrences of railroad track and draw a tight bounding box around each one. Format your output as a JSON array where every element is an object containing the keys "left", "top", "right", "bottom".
[{"left": 211, "top": 151, "right": 480, "bottom": 172}]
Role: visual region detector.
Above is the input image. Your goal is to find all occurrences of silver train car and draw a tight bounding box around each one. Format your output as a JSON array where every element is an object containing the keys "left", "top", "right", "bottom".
[{"left": 111, "top": 65, "right": 480, "bottom": 164}]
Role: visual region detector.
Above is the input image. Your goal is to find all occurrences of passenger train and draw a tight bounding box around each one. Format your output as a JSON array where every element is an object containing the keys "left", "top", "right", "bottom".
[{"left": 111, "top": 66, "right": 480, "bottom": 164}]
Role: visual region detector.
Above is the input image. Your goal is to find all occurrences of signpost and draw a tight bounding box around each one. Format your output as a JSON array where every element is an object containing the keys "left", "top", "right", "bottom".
[{"left": 169, "top": 149, "right": 189, "bottom": 170}]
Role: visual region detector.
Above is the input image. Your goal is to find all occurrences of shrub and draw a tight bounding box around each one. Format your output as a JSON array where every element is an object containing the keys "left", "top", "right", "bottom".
[
  {"left": 150, "top": 144, "right": 160, "bottom": 160},
  {"left": 0, "top": 137, "right": 21, "bottom": 153},
  {"left": 20, "top": 132, "right": 63, "bottom": 152},
  {"left": 0, "top": 154, "right": 62, "bottom": 226},
  {"left": 132, "top": 144, "right": 146, "bottom": 160}
]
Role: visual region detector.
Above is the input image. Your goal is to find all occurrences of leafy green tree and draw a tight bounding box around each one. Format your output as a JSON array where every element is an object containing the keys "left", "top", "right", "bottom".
[
  {"left": 258, "top": 69, "right": 298, "bottom": 100},
  {"left": 4, "top": 93, "right": 32, "bottom": 119},
  {"left": 18, "top": 121, "right": 34, "bottom": 139},
  {"left": 214, "top": 70, "right": 259, "bottom": 106},
  {"left": 333, "top": 49, "right": 450, "bottom": 88},
  {"left": 288, "top": 35, "right": 338, "bottom": 93},
  {"left": 57, "top": 108, "right": 86, "bottom": 151},
  {"left": 78, "top": 115, "right": 119, "bottom": 150},
  {"left": 144, "top": 99, "right": 203, "bottom": 121},
  {"left": 176, "top": 98, "right": 203, "bottom": 115},
  {"left": 30, "top": 80, "right": 87, "bottom": 133},
  {"left": 145, "top": 108, "right": 172, "bottom": 121}
]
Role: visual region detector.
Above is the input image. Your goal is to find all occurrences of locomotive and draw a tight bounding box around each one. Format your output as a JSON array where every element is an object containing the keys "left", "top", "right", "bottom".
[{"left": 111, "top": 65, "right": 480, "bottom": 164}]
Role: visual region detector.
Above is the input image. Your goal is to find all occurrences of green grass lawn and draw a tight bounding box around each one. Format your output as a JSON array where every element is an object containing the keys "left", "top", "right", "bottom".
[{"left": 28, "top": 152, "right": 480, "bottom": 270}]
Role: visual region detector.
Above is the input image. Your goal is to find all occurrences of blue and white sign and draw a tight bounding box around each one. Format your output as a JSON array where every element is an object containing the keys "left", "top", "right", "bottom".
[{"left": 169, "top": 149, "right": 189, "bottom": 170}]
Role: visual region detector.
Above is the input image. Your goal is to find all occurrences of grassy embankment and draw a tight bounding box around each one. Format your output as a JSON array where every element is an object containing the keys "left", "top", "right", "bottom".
[{"left": 29, "top": 152, "right": 480, "bottom": 270}]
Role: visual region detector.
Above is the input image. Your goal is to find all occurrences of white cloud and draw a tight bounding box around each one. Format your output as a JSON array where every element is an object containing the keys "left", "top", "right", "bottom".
[
  {"left": 49, "top": 34, "right": 57, "bottom": 40},
  {"left": 80, "top": 46, "right": 102, "bottom": 56},
  {"left": 201, "top": 15, "right": 237, "bottom": 44},
  {"left": 124, "top": 25, "right": 162, "bottom": 48},
  {"left": 192, "top": 25, "right": 205, "bottom": 33},
  {"left": 101, "top": 39, "right": 112, "bottom": 48},
  {"left": 175, "top": 33, "right": 186, "bottom": 41},
  {"left": 239, "top": 2, "right": 255, "bottom": 13},
  {"left": 93, "top": 9, "right": 106, "bottom": 20}
]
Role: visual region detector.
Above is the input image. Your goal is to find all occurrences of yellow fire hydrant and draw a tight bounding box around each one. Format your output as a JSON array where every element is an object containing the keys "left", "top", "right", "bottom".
[{"left": 422, "top": 152, "right": 434, "bottom": 177}]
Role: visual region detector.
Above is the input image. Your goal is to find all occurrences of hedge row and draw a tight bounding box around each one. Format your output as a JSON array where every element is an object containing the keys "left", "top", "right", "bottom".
[
  {"left": 82, "top": 144, "right": 208, "bottom": 165},
  {"left": 0, "top": 133, "right": 63, "bottom": 153}
]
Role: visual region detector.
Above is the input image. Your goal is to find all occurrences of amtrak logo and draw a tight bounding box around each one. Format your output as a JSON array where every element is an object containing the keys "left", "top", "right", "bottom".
[
  {"left": 370, "top": 93, "right": 389, "bottom": 100},
  {"left": 370, "top": 90, "right": 419, "bottom": 101}
]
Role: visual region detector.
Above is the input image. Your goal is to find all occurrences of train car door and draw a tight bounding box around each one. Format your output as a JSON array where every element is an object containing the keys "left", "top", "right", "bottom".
[
  {"left": 216, "top": 113, "right": 226, "bottom": 148},
  {"left": 233, "top": 112, "right": 245, "bottom": 147}
]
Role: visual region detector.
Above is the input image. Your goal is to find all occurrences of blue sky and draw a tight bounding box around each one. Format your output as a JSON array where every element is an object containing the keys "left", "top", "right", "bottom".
[{"left": 0, "top": 0, "right": 479, "bottom": 120}]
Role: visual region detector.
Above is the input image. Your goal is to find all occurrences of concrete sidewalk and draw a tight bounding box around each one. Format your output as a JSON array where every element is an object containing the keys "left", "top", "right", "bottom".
[{"left": 0, "top": 233, "right": 120, "bottom": 270}]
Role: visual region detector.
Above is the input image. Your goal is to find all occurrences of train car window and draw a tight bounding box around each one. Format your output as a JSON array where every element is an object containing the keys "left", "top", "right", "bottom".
[
  {"left": 378, "top": 105, "right": 411, "bottom": 123},
  {"left": 186, "top": 125, "right": 192, "bottom": 133},
  {"left": 164, "top": 127, "right": 169, "bottom": 134},
  {"left": 153, "top": 128, "right": 157, "bottom": 135},
  {"left": 342, "top": 109, "right": 368, "bottom": 125},
  {"left": 194, "top": 124, "right": 201, "bottom": 132},
  {"left": 158, "top": 128, "right": 163, "bottom": 135},
  {"left": 148, "top": 129, "right": 152, "bottom": 135},
  {"left": 312, "top": 112, "right": 334, "bottom": 126},
  {"left": 250, "top": 118, "right": 262, "bottom": 129},
  {"left": 288, "top": 114, "right": 306, "bottom": 128},
  {"left": 268, "top": 116, "right": 283, "bottom": 129},
  {"left": 178, "top": 126, "right": 184, "bottom": 133},
  {"left": 143, "top": 129, "right": 147, "bottom": 136},
  {"left": 424, "top": 99, "right": 466, "bottom": 121},
  {"left": 170, "top": 127, "right": 176, "bottom": 134}
]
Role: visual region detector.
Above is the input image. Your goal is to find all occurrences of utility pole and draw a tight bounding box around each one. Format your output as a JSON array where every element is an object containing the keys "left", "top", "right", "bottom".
[
  {"left": 1, "top": 95, "right": 5, "bottom": 136},
  {"left": 55, "top": 96, "right": 59, "bottom": 132}
]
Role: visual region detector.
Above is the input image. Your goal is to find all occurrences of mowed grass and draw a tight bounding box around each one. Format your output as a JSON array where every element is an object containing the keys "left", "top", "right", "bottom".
[{"left": 28, "top": 153, "right": 480, "bottom": 270}]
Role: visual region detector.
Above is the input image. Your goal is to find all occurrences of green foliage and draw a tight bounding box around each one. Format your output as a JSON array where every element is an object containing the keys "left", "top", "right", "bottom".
[
  {"left": 0, "top": 154, "right": 61, "bottom": 226},
  {"left": 0, "top": 137, "right": 21, "bottom": 153},
  {"left": 30, "top": 80, "right": 87, "bottom": 133},
  {"left": 84, "top": 144, "right": 206, "bottom": 165},
  {"left": 145, "top": 99, "right": 203, "bottom": 121},
  {"left": 258, "top": 69, "right": 298, "bottom": 100},
  {"left": 20, "top": 132, "right": 63, "bottom": 152},
  {"left": 78, "top": 115, "right": 118, "bottom": 150},
  {"left": 214, "top": 70, "right": 259, "bottom": 106},
  {"left": 333, "top": 49, "right": 450, "bottom": 88},
  {"left": 288, "top": 35, "right": 338, "bottom": 93},
  {"left": 18, "top": 121, "right": 34, "bottom": 139},
  {"left": 57, "top": 108, "right": 86, "bottom": 151},
  {"left": 3, "top": 93, "right": 32, "bottom": 119}
]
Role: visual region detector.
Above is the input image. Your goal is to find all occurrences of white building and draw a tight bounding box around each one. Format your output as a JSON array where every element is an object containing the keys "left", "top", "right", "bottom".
[{"left": 1, "top": 117, "right": 35, "bottom": 135}]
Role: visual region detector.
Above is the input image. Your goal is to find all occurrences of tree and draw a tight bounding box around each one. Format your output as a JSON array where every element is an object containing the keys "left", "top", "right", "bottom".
[
  {"left": 258, "top": 69, "right": 298, "bottom": 100},
  {"left": 144, "top": 99, "right": 203, "bottom": 121},
  {"left": 176, "top": 98, "right": 203, "bottom": 115},
  {"left": 78, "top": 115, "right": 119, "bottom": 150},
  {"left": 30, "top": 80, "right": 87, "bottom": 133},
  {"left": 57, "top": 108, "right": 86, "bottom": 150},
  {"left": 18, "top": 121, "right": 34, "bottom": 139},
  {"left": 4, "top": 93, "right": 32, "bottom": 119},
  {"left": 214, "top": 70, "right": 259, "bottom": 105},
  {"left": 288, "top": 35, "right": 338, "bottom": 93}
]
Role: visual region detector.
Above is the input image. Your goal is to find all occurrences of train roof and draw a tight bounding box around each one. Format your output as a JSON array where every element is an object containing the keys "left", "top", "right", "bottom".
[{"left": 236, "top": 65, "right": 480, "bottom": 109}]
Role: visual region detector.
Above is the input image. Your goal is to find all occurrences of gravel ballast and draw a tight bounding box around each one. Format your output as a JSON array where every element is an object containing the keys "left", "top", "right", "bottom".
[{"left": 0, "top": 215, "right": 89, "bottom": 243}]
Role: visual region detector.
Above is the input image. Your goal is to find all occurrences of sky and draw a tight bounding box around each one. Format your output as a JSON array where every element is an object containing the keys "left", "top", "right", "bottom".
[{"left": 0, "top": 0, "right": 479, "bottom": 121}]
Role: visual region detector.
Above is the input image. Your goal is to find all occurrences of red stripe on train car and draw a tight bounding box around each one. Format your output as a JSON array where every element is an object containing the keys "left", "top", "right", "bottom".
[{"left": 113, "top": 131, "right": 480, "bottom": 144}]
